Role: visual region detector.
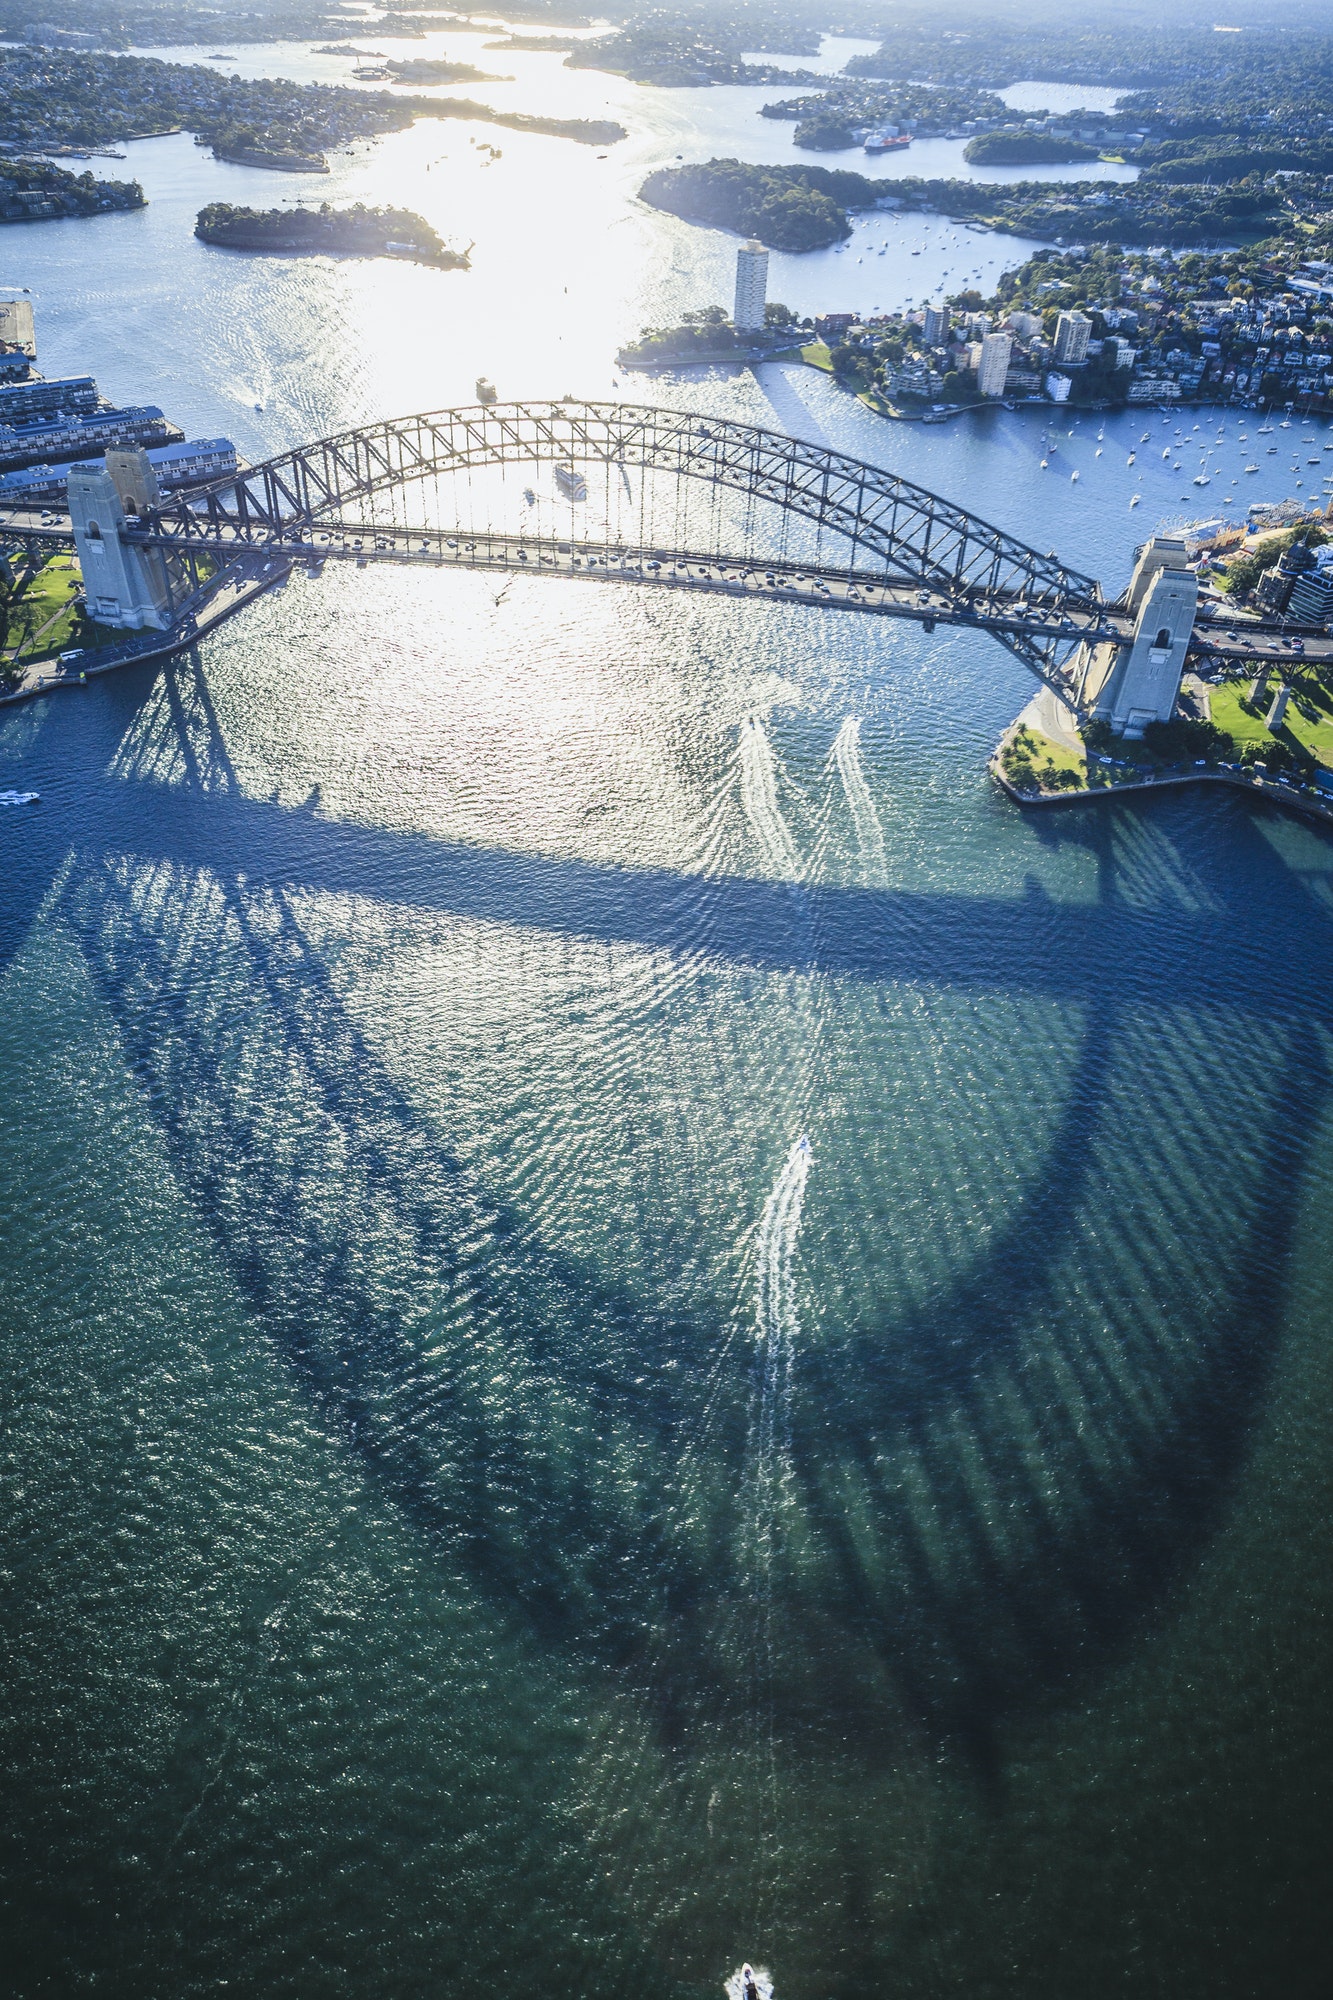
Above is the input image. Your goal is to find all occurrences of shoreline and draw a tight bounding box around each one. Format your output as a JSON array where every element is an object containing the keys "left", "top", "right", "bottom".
[
  {"left": 0, "top": 565, "right": 290, "bottom": 710},
  {"left": 989, "top": 720, "right": 1333, "bottom": 830}
]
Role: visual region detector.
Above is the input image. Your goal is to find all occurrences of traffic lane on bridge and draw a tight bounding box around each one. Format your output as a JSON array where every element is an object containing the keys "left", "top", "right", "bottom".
[
  {"left": 25, "top": 505, "right": 1333, "bottom": 666},
  {"left": 311, "top": 537, "right": 1333, "bottom": 664},
  {"left": 85, "top": 775, "right": 1333, "bottom": 1026},
  {"left": 179, "top": 525, "right": 1333, "bottom": 666},
  {"left": 340, "top": 540, "right": 1333, "bottom": 666},
  {"left": 240, "top": 527, "right": 1130, "bottom": 649}
]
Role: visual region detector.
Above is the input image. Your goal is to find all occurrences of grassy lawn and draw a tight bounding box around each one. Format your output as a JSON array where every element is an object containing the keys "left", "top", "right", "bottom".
[
  {"left": 2, "top": 556, "right": 125, "bottom": 671},
  {"left": 800, "top": 341, "right": 833, "bottom": 372},
  {"left": 999, "top": 722, "right": 1090, "bottom": 791},
  {"left": 1209, "top": 674, "right": 1333, "bottom": 767},
  {"left": 5, "top": 557, "right": 82, "bottom": 658}
]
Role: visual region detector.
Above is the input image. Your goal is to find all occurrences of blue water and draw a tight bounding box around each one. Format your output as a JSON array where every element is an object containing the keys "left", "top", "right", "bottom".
[{"left": 2, "top": 34, "right": 1333, "bottom": 2000}]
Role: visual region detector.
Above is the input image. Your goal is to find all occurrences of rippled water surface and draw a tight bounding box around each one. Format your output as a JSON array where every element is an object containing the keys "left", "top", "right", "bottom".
[{"left": 2, "top": 27, "right": 1333, "bottom": 2000}]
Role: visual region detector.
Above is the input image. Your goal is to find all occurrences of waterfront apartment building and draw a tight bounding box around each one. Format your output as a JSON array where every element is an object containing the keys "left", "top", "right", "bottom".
[
  {"left": 922, "top": 302, "right": 949, "bottom": 345},
  {"left": 1289, "top": 566, "right": 1333, "bottom": 627},
  {"left": 1053, "top": 310, "right": 1092, "bottom": 366},
  {"left": 976, "top": 330, "right": 1013, "bottom": 397},
  {"left": 734, "top": 241, "right": 768, "bottom": 333}
]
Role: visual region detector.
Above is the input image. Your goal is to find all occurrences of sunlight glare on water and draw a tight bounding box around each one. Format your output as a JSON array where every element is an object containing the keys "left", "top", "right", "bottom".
[{"left": 1, "top": 24, "right": 1333, "bottom": 2000}]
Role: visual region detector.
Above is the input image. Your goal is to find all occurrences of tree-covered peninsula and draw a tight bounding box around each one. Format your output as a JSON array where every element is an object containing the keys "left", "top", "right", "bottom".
[
  {"left": 0, "top": 156, "right": 143, "bottom": 222},
  {"left": 195, "top": 202, "right": 468, "bottom": 267},
  {"left": 639, "top": 159, "right": 873, "bottom": 250},
  {"left": 641, "top": 155, "right": 1285, "bottom": 253},
  {"left": 0, "top": 48, "right": 623, "bottom": 168},
  {"left": 962, "top": 131, "right": 1102, "bottom": 165}
]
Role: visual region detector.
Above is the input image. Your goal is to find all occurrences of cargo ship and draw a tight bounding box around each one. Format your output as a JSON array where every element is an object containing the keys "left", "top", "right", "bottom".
[{"left": 863, "top": 131, "right": 911, "bottom": 153}]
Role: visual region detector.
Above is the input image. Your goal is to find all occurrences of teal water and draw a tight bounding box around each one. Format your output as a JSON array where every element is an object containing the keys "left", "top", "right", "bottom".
[
  {"left": 5, "top": 534, "right": 1333, "bottom": 1996},
  {"left": 3, "top": 43, "right": 1333, "bottom": 1998}
]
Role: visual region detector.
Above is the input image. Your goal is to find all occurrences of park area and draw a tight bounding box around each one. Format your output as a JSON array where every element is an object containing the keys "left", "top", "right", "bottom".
[{"left": 0, "top": 555, "right": 122, "bottom": 693}]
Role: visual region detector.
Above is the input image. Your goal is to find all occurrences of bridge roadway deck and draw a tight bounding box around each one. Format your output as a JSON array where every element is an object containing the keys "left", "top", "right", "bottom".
[
  {"left": 128, "top": 522, "right": 1333, "bottom": 668},
  {"left": 5, "top": 510, "right": 1333, "bottom": 671}
]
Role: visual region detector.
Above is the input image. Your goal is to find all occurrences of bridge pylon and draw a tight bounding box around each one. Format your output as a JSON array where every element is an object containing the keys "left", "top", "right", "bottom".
[
  {"left": 68, "top": 449, "right": 172, "bottom": 631},
  {"left": 1086, "top": 536, "right": 1198, "bottom": 738}
]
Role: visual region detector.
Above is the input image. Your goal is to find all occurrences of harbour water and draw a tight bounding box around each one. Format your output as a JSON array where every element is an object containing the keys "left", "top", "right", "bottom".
[{"left": 2, "top": 24, "right": 1333, "bottom": 2000}]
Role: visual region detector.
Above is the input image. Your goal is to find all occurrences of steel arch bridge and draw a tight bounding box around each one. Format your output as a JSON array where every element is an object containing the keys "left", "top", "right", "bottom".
[
  {"left": 118, "top": 400, "right": 1132, "bottom": 689},
  {"left": 8, "top": 400, "right": 1324, "bottom": 684}
]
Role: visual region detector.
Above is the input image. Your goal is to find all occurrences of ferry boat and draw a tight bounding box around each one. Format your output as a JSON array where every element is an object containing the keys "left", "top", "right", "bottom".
[
  {"left": 554, "top": 463, "right": 587, "bottom": 501},
  {"left": 476, "top": 376, "right": 498, "bottom": 405},
  {"left": 864, "top": 131, "right": 911, "bottom": 152}
]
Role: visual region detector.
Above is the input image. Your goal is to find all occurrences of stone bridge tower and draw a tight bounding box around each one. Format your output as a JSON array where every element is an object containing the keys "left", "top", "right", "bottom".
[
  {"left": 1092, "top": 535, "right": 1198, "bottom": 737},
  {"left": 68, "top": 448, "right": 171, "bottom": 631}
]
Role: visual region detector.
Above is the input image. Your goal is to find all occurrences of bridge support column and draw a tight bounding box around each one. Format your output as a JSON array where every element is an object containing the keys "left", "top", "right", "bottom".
[
  {"left": 67, "top": 449, "right": 171, "bottom": 631},
  {"left": 1093, "top": 536, "right": 1197, "bottom": 738}
]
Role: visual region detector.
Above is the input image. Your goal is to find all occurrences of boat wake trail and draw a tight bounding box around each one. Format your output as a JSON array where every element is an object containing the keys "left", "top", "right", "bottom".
[
  {"left": 754, "top": 1135, "right": 811, "bottom": 1446},
  {"left": 739, "top": 714, "right": 801, "bottom": 879},
  {"left": 831, "top": 717, "right": 886, "bottom": 884},
  {"left": 742, "top": 1136, "right": 812, "bottom": 1911}
]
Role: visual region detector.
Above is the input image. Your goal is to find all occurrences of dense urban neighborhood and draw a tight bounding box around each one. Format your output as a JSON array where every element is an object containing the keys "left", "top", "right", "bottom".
[{"left": 813, "top": 244, "right": 1333, "bottom": 415}]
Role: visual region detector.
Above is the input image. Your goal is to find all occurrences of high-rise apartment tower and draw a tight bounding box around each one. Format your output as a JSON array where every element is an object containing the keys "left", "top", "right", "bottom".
[
  {"left": 976, "top": 330, "right": 1013, "bottom": 396},
  {"left": 1053, "top": 310, "right": 1092, "bottom": 365},
  {"left": 733, "top": 241, "right": 768, "bottom": 332}
]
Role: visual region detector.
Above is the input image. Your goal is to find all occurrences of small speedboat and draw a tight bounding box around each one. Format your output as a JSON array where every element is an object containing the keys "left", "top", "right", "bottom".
[
  {"left": 1129, "top": 494, "right": 1141, "bottom": 507},
  {"left": 0, "top": 789, "right": 38, "bottom": 805}
]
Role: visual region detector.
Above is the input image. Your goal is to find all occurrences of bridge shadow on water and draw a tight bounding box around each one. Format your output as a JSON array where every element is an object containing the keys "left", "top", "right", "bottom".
[{"left": 6, "top": 650, "right": 1333, "bottom": 1773}]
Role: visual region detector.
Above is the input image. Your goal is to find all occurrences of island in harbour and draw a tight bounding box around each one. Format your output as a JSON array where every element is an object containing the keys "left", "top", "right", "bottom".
[{"left": 194, "top": 201, "right": 469, "bottom": 267}]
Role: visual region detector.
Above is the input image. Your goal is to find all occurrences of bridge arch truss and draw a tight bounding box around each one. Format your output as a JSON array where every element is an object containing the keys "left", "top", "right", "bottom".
[{"left": 121, "top": 403, "right": 1122, "bottom": 684}]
